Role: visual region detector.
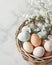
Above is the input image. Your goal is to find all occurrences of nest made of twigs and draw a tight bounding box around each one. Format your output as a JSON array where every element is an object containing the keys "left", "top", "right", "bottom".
[{"left": 15, "top": 16, "right": 52, "bottom": 65}]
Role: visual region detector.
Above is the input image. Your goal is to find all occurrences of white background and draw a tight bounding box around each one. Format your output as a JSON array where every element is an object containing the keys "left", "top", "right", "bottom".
[{"left": 0, "top": 0, "right": 52, "bottom": 65}]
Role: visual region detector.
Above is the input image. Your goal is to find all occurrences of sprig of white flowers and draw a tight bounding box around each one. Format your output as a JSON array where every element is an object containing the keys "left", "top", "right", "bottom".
[{"left": 25, "top": 0, "right": 52, "bottom": 18}]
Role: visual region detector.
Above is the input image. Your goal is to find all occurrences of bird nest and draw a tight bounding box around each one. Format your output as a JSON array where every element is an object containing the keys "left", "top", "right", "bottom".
[{"left": 15, "top": 16, "right": 52, "bottom": 65}]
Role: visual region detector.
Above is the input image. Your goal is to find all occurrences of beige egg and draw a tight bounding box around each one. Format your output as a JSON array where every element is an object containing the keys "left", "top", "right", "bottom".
[
  {"left": 23, "top": 42, "right": 33, "bottom": 53},
  {"left": 33, "top": 46, "right": 45, "bottom": 57},
  {"left": 44, "top": 41, "right": 52, "bottom": 52},
  {"left": 31, "top": 34, "right": 41, "bottom": 47}
]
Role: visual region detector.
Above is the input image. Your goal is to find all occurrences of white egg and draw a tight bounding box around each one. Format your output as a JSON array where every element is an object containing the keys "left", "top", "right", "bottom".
[
  {"left": 23, "top": 42, "right": 33, "bottom": 53},
  {"left": 18, "top": 31, "right": 30, "bottom": 42},
  {"left": 33, "top": 46, "right": 45, "bottom": 57},
  {"left": 22, "top": 26, "right": 31, "bottom": 33},
  {"left": 44, "top": 41, "right": 52, "bottom": 51}
]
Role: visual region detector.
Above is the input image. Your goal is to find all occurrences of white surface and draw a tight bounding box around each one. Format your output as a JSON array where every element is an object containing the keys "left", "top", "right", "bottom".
[{"left": 0, "top": 0, "right": 52, "bottom": 65}]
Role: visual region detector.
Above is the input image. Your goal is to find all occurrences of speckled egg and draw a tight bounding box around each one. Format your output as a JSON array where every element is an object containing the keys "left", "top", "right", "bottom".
[
  {"left": 37, "top": 30, "right": 47, "bottom": 39},
  {"left": 33, "top": 46, "right": 45, "bottom": 57},
  {"left": 23, "top": 42, "right": 33, "bottom": 53},
  {"left": 18, "top": 31, "right": 30, "bottom": 42},
  {"left": 44, "top": 40, "right": 52, "bottom": 52},
  {"left": 31, "top": 34, "right": 41, "bottom": 47}
]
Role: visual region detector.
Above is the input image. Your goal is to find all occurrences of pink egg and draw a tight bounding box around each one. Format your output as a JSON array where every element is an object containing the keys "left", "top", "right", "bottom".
[
  {"left": 44, "top": 51, "right": 52, "bottom": 57},
  {"left": 33, "top": 46, "right": 45, "bottom": 57},
  {"left": 44, "top": 40, "right": 52, "bottom": 52}
]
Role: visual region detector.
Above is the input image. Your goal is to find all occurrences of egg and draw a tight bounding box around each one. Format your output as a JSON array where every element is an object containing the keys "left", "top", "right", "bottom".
[
  {"left": 18, "top": 31, "right": 30, "bottom": 42},
  {"left": 31, "top": 34, "right": 41, "bottom": 47},
  {"left": 33, "top": 46, "right": 45, "bottom": 57},
  {"left": 44, "top": 51, "right": 52, "bottom": 57},
  {"left": 44, "top": 41, "right": 52, "bottom": 52},
  {"left": 22, "top": 26, "right": 31, "bottom": 33},
  {"left": 23, "top": 42, "right": 33, "bottom": 53},
  {"left": 37, "top": 30, "right": 47, "bottom": 39}
]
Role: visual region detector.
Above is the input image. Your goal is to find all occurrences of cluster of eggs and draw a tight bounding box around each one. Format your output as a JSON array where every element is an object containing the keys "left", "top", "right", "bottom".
[{"left": 18, "top": 18, "right": 52, "bottom": 57}]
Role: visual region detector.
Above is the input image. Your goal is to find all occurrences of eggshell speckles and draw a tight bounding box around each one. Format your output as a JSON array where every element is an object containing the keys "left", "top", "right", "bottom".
[
  {"left": 33, "top": 46, "right": 45, "bottom": 57},
  {"left": 23, "top": 42, "right": 33, "bottom": 53},
  {"left": 31, "top": 34, "right": 41, "bottom": 47},
  {"left": 44, "top": 41, "right": 52, "bottom": 52}
]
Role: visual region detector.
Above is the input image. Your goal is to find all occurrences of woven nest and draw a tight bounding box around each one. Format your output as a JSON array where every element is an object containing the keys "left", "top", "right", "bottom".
[{"left": 15, "top": 16, "right": 52, "bottom": 65}]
